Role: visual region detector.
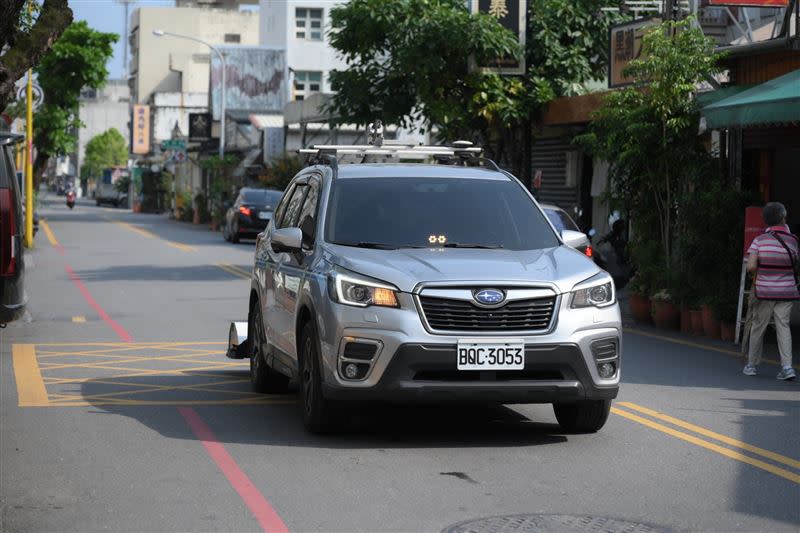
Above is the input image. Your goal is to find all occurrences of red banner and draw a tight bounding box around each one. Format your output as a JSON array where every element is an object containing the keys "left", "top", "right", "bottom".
[
  {"left": 743, "top": 206, "right": 767, "bottom": 258},
  {"left": 709, "top": 0, "right": 788, "bottom": 6}
]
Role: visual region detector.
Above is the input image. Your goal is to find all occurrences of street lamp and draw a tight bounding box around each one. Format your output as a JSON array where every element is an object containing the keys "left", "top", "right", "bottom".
[{"left": 152, "top": 29, "right": 226, "bottom": 159}]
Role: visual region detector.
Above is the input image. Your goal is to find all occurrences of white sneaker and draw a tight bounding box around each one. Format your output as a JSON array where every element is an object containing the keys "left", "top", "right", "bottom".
[
  {"left": 742, "top": 364, "right": 757, "bottom": 376},
  {"left": 776, "top": 367, "right": 796, "bottom": 381}
]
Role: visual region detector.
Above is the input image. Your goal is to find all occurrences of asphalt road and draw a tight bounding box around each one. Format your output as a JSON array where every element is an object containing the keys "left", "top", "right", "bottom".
[{"left": 1, "top": 195, "right": 798, "bottom": 533}]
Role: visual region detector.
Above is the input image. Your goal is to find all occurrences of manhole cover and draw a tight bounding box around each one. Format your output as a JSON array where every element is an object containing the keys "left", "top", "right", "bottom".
[{"left": 443, "top": 514, "right": 669, "bottom": 533}]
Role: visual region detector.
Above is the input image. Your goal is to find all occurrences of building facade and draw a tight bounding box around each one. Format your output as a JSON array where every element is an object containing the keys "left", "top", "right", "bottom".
[
  {"left": 259, "top": 0, "right": 348, "bottom": 103},
  {"left": 129, "top": 6, "right": 260, "bottom": 104},
  {"left": 76, "top": 80, "right": 131, "bottom": 188}
]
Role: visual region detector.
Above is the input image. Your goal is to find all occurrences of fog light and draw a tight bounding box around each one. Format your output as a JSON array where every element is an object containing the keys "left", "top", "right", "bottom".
[
  {"left": 344, "top": 363, "right": 359, "bottom": 379},
  {"left": 598, "top": 362, "right": 616, "bottom": 379}
]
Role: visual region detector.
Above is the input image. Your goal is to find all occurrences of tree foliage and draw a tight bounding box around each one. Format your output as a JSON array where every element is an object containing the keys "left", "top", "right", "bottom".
[
  {"left": 32, "top": 21, "right": 117, "bottom": 180},
  {"left": 327, "top": 0, "right": 520, "bottom": 139},
  {"left": 579, "top": 18, "right": 723, "bottom": 294},
  {"left": 0, "top": 0, "right": 73, "bottom": 113},
  {"left": 82, "top": 127, "right": 128, "bottom": 180},
  {"left": 527, "top": 0, "right": 622, "bottom": 101},
  {"left": 327, "top": 0, "right": 621, "bottom": 175}
]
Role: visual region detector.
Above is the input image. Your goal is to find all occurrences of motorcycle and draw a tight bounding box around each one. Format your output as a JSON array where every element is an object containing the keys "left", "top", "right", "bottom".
[
  {"left": 589, "top": 226, "right": 633, "bottom": 291},
  {"left": 66, "top": 191, "right": 76, "bottom": 210}
]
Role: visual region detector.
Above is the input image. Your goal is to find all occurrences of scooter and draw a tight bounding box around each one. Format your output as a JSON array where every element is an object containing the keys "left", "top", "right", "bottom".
[{"left": 66, "top": 190, "right": 76, "bottom": 209}]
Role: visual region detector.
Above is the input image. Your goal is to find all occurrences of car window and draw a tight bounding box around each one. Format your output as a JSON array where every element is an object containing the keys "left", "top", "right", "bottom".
[
  {"left": 545, "top": 208, "right": 580, "bottom": 232},
  {"left": 243, "top": 189, "right": 283, "bottom": 204},
  {"left": 325, "top": 177, "right": 559, "bottom": 250},
  {"left": 272, "top": 184, "right": 295, "bottom": 227},
  {"left": 277, "top": 184, "right": 308, "bottom": 229},
  {"left": 297, "top": 179, "right": 320, "bottom": 249}
]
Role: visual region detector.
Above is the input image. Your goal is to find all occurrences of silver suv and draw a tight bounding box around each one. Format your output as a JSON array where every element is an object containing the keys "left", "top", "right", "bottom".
[{"left": 238, "top": 146, "right": 620, "bottom": 434}]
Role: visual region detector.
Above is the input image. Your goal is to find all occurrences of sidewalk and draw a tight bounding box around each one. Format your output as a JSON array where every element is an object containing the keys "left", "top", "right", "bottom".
[{"left": 618, "top": 289, "right": 800, "bottom": 369}]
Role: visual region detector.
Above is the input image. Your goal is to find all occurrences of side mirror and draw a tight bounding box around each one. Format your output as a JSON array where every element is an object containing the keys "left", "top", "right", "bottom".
[
  {"left": 271, "top": 227, "right": 303, "bottom": 253},
  {"left": 561, "top": 229, "right": 589, "bottom": 249}
]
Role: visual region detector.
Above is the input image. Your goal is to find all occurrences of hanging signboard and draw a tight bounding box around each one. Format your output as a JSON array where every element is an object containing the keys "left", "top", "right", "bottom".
[
  {"left": 608, "top": 17, "right": 661, "bottom": 88},
  {"left": 743, "top": 206, "right": 767, "bottom": 257},
  {"left": 470, "top": 0, "right": 527, "bottom": 75},
  {"left": 189, "top": 113, "right": 211, "bottom": 142},
  {"left": 708, "top": 0, "right": 788, "bottom": 6},
  {"left": 131, "top": 104, "right": 150, "bottom": 155}
]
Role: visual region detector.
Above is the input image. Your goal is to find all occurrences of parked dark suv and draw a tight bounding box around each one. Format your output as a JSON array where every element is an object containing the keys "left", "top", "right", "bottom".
[{"left": 1, "top": 133, "right": 26, "bottom": 325}]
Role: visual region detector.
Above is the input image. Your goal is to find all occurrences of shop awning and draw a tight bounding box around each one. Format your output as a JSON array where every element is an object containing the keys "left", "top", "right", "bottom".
[{"left": 702, "top": 69, "right": 800, "bottom": 129}]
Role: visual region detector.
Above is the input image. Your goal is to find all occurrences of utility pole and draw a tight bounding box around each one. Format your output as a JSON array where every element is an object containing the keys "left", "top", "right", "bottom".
[
  {"left": 24, "top": 2, "right": 34, "bottom": 249},
  {"left": 117, "top": 0, "right": 136, "bottom": 78}
]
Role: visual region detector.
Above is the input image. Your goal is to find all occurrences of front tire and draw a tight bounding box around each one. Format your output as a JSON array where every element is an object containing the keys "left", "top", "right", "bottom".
[
  {"left": 249, "top": 303, "right": 289, "bottom": 394},
  {"left": 553, "top": 400, "right": 611, "bottom": 433},
  {"left": 299, "top": 321, "right": 339, "bottom": 434}
]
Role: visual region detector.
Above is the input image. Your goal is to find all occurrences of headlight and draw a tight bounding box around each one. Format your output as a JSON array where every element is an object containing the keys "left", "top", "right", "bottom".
[
  {"left": 571, "top": 279, "right": 615, "bottom": 308},
  {"left": 330, "top": 269, "right": 399, "bottom": 308}
]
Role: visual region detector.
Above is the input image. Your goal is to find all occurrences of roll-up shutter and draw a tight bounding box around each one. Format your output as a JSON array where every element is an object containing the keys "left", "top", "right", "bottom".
[{"left": 530, "top": 137, "right": 578, "bottom": 211}]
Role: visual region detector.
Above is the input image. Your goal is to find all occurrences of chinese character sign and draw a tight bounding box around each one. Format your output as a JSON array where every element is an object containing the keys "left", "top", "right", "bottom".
[
  {"left": 131, "top": 104, "right": 150, "bottom": 155},
  {"left": 470, "top": 0, "right": 526, "bottom": 75},
  {"left": 608, "top": 18, "right": 660, "bottom": 88},
  {"left": 709, "top": 0, "right": 787, "bottom": 5}
]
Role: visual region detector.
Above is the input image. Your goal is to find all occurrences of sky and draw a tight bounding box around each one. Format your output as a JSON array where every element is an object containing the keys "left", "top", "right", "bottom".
[{"left": 68, "top": 1, "right": 259, "bottom": 80}]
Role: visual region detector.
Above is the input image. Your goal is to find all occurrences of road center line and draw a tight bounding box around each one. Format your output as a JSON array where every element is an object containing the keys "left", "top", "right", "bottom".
[
  {"left": 110, "top": 219, "right": 197, "bottom": 252},
  {"left": 611, "top": 407, "right": 800, "bottom": 484},
  {"left": 217, "top": 263, "right": 251, "bottom": 280},
  {"left": 178, "top": 407, "right": 289, "bottom": 533},
  {"left": 618, "top": 402, "right": 800, "bottom": 470}
]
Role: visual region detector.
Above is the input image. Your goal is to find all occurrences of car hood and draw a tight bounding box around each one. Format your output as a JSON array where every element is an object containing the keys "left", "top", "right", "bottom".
[{"left": 324, "top": 244, "right": 602, "bottom": 294}]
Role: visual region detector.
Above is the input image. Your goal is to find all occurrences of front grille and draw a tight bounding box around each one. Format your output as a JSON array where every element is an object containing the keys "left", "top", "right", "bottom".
[{"left": 419, "top": 295, "right": 556, "bottom": 332}]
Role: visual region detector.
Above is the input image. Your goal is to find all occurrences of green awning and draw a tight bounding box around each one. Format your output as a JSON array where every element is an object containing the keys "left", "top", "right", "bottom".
[
  {"left": 695, "top": 85, "right": 752, "bottom": 108},
  {"left": 702, "top": 69, "right": 800, "bottom": 129}
]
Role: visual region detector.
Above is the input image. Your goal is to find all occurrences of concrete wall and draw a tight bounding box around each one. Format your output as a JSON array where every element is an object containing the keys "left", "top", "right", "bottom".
[
  {"left": 259, "top": 0, "right": 348, "bottom": 101},
  {"left": 130, "top": 7, "right": 259, "bottom": 104},
  {"left": 152, "top": 92, "right": 209, "bottom": 143},
  {"left": 77, "top": 80, "right": 131, "bottom": 179}
]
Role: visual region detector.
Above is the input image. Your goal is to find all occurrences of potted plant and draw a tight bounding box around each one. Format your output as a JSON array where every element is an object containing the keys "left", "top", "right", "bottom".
[
  {"left": 627, "top": 275, "right": 652, "bottom": 325},
  {"left": 701, "top": 300, "right": 721, "bottom": 340},
  {"left": 651, "top": 289, "right": 679, "bottom": 330}
]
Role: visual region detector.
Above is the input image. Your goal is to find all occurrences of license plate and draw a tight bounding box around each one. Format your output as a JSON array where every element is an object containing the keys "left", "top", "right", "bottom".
[
  {"left": 457, "top": 338, "right": 525, "bottom": 370},
  {"left": 258, "top": 211, "right": 271, "bottom": 220}
]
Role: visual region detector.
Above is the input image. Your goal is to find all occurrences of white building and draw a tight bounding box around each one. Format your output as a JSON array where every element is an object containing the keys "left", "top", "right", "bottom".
[
  {"left": 259, "top": 0, "right": 348, "bottom": 103},
  {"left": 77, "top": 80, "right": 131, "bottom": 182}
]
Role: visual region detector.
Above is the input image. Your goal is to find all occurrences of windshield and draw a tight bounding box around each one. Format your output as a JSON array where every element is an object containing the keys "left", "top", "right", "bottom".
[
  {"left": 325, "top": 177, "right": 559, "bottom": 250},
  {"left": 243, "top": 189, "right": 283, "bottom": 205},
  {"left": 545, "top": 208, "right": 580, "bottom": 232}
]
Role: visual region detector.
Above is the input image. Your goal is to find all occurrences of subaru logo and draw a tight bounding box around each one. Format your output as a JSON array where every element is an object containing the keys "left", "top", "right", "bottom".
[{"left": 473, "top": 289, "right": 505, "bottom": 306}]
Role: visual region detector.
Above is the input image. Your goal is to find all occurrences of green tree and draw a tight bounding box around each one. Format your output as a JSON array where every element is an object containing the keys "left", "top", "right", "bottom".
[
  {"left": 81, "top": 127, "right": 128, "bottom": 180},
  {"left": 32, "top": 20, "right": 117, "bottom": 182},
  {"left": 579, "top": 18, "right": 723, "bottom": 290},
  {"left": 326, "top": 0, "right": 520, "bottom": 138},
  {"left": 0, "top": 0, "right": 73, "bottom": 112},
  {"left": 326, "top": 0, "right": 621, "bottom": 175}
]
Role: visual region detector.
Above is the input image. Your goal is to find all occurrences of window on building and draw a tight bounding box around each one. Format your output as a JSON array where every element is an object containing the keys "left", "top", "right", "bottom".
[
  {"left": 293, "top": 71, "right": 322, "bottom": 101},
  {"left": 295, "top": 8, "right": 323, "bottom": 41},
  {"left": 224, "top": 33, "right": 241, "bottom": 43}
]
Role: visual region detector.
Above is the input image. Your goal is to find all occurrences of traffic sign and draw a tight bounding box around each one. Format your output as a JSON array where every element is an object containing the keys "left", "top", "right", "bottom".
[
  {"left": 16, "top": 82, "right": 44, "bottom": 110},
  {"left": 161, "top": 139, "right": 186, "bottom": 151}
]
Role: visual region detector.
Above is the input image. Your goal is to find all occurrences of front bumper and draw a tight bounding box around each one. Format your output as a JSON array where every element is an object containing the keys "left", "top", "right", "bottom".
[{"left": 323, "top": 343, "right": 618, "bottom": 404}]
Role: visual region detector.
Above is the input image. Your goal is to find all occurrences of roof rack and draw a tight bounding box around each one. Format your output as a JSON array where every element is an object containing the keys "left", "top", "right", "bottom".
[{"left": 299, "top": 140, "right": 499, "bottom": 175}]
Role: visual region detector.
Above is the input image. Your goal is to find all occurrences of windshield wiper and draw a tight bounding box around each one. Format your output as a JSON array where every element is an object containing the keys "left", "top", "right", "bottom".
[
  {"left": 443, "top": 243, "right": 504, "bottom": 249},
  {"left": 336, "top": 242, "right": 426, "bottom": 250}
]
